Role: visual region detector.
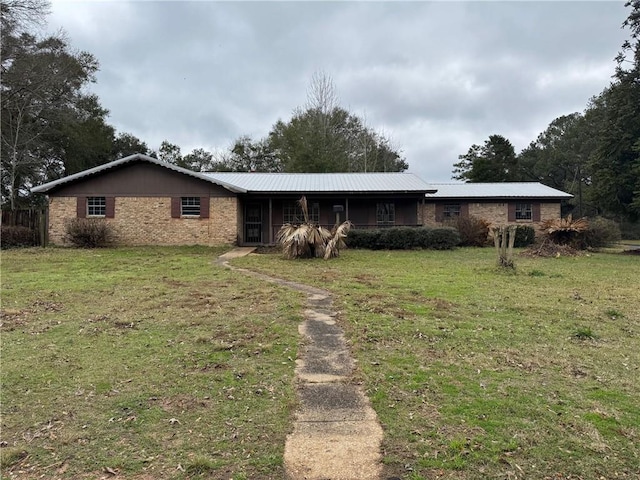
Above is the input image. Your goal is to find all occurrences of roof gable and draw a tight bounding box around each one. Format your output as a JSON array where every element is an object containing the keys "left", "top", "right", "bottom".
[{"left": 31, "top": 154, "right": 245, "bottom": 194}]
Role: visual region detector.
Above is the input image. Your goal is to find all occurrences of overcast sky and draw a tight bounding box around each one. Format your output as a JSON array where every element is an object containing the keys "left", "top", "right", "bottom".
[{"left": 48, "top": 1, "right": 629, "bottom": 182}]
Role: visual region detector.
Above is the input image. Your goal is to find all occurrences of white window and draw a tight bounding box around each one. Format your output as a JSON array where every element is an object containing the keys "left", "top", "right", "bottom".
[
  {"left": 87, "top": 197, "right": 106, "bottom": 216},
  {"left": 181, "top": 197, "right": 201, "bottom": 216}
]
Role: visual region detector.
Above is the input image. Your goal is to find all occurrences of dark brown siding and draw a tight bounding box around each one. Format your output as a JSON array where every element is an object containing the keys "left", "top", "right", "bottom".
[
  {"left": 51, "top": 162, "right": 234, "bottom": 198},
  {"left": 77, "top": 196, "right": 86, "bottom": 218},
  {"left": 105, "top": 197, "right": 115, "bottom": 218}
]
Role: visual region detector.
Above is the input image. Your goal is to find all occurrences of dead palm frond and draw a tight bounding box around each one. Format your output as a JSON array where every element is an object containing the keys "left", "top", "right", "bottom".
[
  {"left": 540, "top": 215, "right": 589, "bottom": 245},
  {"left": 324, "top": 220, "right": 353, "bottom": 259},
  {"left": 541, "top": 215, "right": 589, "bottom": 234},
  {"left": 276, "top": 196, "right": 352, "bottom": 260}
]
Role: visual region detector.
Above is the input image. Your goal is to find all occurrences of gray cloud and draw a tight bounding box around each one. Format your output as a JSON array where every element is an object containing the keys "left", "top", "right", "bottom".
[{"left": 49, "top": 0, "right": 629, "bottom": 181}]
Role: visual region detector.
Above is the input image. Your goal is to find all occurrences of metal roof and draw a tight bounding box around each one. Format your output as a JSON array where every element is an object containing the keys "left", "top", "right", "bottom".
[
  {"left": 425, "top": 182, "right": 572, "bottom": 199},
  {"left": 201, "top": 172, "right": 434, "bottom": 194},
  {"left": 30, "top": 154, "right": 434, "bottom": 195}
]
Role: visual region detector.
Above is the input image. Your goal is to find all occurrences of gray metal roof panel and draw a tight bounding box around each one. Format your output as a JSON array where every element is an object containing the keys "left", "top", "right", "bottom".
[
  {"left": 425, "top": 182, "right": 573, "bottom": 199},
  {"left": 201, "top": 172, "right": 435, "bottom": 193}
]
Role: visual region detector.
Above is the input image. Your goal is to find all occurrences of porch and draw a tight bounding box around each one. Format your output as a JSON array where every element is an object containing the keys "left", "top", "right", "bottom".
[{"left": 236, "top": 195, "right": 424, "bottom": 246}]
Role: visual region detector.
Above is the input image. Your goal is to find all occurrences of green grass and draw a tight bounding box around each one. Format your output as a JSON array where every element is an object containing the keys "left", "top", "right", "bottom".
[
  {"left": 2, "top": 246, "right": 639, "bottom": 479},
  {"left": 233, "top": 247, "right": 640, "bottom": 479},
  {"left": 1, "top": 246, "right": 302, "bottom": 479}
]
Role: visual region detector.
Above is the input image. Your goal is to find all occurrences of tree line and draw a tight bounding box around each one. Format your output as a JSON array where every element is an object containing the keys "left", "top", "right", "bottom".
[
  {"left": 453, "top": 1, "right": 640, "bottom": 222},
  {"left": 3, "top": 0, "right": 638, "bottom": 225},
  {"left": 1, "top": 1, "right": 406, "bottom": 210}
]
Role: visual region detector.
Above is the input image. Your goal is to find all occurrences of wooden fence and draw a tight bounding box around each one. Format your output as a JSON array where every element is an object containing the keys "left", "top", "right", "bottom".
[{"left": 1, "top": 209, "right": 47, "bottom": 246}]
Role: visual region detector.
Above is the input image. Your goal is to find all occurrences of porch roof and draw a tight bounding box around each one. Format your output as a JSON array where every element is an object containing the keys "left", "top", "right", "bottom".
[{"left": 202, "top": 172, "right": 435, "bottom": 194}]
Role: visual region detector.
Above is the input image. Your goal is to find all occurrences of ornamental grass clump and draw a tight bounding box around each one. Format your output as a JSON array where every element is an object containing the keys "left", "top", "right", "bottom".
[{"left": 276, "top": 196, "right": 351, "bottom": 260}]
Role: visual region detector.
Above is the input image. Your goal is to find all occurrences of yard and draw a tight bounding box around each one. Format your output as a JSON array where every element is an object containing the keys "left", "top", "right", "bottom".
[{"left": 1, "top": 246, "right": 639, "bottom": 479}]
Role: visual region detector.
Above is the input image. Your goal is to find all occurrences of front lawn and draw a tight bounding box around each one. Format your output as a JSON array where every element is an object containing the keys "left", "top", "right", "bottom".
[
  {"left": 2, "top": 246, "right": 638, "bottom": 479},
  {"left": 1, "top": 246, "right": 302, "bottom": 479},
  {"left": 235, "top": 247, "right": 640, "bottom": 479}
]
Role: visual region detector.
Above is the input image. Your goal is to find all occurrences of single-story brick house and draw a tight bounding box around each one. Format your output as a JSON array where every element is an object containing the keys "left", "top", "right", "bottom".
[
  {"left": 31, "top": 154, "right": 436, "bottom": 246},
  {"left": 422, "top": 182, "right": 573, "bottom": 231},
  {"left": 32, "top": 154, "right": 572, "bottom": 246}
]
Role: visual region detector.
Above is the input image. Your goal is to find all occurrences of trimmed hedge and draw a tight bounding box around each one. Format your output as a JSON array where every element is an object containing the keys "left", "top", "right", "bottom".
[
  {"left": 1, "top": 226, "right": 37, "bottom": 249},
  {"left": 346, "top": 226, "right": 459, "bottom": 250}
]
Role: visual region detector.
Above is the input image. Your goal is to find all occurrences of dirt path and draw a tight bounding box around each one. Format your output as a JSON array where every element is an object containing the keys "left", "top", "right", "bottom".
[{"left": 216, "top": 249, "right": 383, "bottom": 480}]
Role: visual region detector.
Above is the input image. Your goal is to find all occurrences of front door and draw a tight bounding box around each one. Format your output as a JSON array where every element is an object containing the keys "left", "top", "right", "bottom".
[{"left": 244, "top": 204, "right": 262, "bottom": 244}]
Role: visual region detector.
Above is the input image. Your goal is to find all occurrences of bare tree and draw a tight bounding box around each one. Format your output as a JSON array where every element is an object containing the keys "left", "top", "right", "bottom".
[
  {"left": 304, "top": 70, "right": 339, "bottom": 115},
  {"left": 0, "top": 0, "right": 50, "bottom": 32}
]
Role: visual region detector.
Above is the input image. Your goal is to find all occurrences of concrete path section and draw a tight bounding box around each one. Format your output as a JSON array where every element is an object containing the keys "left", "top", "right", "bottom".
[{"left": 216, "top": 248, "right": 383, "bottom": 480}]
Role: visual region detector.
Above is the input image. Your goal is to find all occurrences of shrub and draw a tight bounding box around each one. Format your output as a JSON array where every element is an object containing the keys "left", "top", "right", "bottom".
[
  {"left": 514, "top": 225, "right": 536, "bottom": 247},
  {"left": 448, "top": 216, "right": 490, "bottom": 247},
  {"left": 377, "top": 226, "right": 420, "bottom": 250},
  {"left": 425, "top": 227, "right": 461, "bottom": 250},
  {"left": 345, "top": 228, "right": 379, "bottom": 249},
  {"left": 65, "top": 218, "right": 115, "bottom": 248},
  {"left": 578, "top": 216, "right": 621, "bottom": 249},
  {"left": 1, "top": 226, "right": 37, "bottom": 249},
  {"left": 346, "top": 226, "right": 459, "bottom": 250}
]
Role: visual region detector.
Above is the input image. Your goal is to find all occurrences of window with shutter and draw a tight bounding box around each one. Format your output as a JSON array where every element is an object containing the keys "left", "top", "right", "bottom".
[
  {"left": 87, "top": 197, "right": 106, "bottom": 216},
  {"left": 181, "top": 197, "right": 201, "bottom": 216},
  {"left": 515, "top": 203, "right": 533, "bottom": 221}
]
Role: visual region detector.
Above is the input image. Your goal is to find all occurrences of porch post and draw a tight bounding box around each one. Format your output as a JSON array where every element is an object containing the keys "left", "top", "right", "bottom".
[{"left": 268, "top": 198, "right": 273, "bottom": 244}]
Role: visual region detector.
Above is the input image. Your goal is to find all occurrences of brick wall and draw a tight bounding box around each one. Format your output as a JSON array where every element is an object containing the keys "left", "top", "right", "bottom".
[
  {"left": 48, "top": 197, "right": 76, "bottom": 244},
  {"left": 422, "top": 201, "right": 562, "bottom": 233},
  {"left": 48, "top": 196, "right": 238, "bottom": 246}
]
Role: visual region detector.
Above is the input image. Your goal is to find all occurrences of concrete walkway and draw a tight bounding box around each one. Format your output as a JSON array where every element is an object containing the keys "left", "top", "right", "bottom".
[{"left": 216, "top": 248, "right": 383, "bottom": 480}]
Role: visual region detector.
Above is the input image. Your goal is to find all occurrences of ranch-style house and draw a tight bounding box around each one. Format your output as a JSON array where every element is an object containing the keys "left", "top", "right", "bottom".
[{"left": 31, "top": 154, "right": 572, "bottom": 246}]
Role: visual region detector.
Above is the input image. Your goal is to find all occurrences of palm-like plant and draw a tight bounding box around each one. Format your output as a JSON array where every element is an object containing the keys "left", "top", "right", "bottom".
[
  {"left": 276, "top": 196, "right": 352, "bottom": 259},
  {"left": 541, "top": 215, "right": 589, "bottom": 245}
]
